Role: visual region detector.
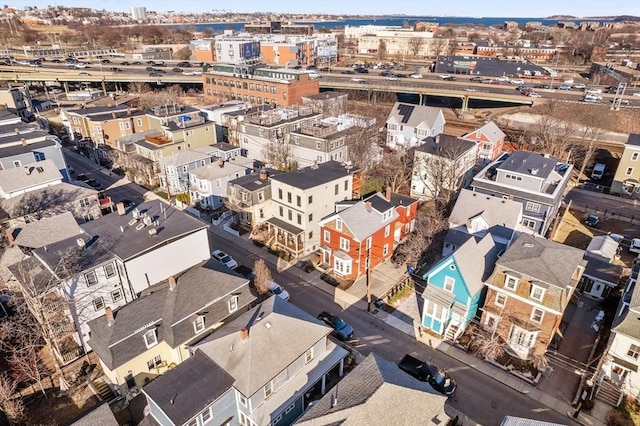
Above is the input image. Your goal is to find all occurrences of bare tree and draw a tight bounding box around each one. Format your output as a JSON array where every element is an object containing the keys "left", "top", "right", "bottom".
[
  {"left": 531, "top": 103, "right": 577, "bottom": 159},
  {"left": 408, "top": 37, "right": 426, "bottom": 57},
  {"left": 432, "top": 38, "right": 450, "bottom": 57},
  {"left": 368, "top": 149, "right": 414, "bottom": 194},
  {"left": 470, "top": 327, "right": 505, "bottom": 361},
  {"left": 128, "top": 81, "right": 152, "bottom": 95},
  {"left": 263, "top": 138, "right": 294, "bottom": 171},
  {"left": 253, "top": 259, "right": 272, "bottom": 297},
  {"left": 392, "top": 208, "right": 447, "bottom": 267},
  {"left": 377, "top": 40, "right": 387, "bottom": 61},
  {"left": 0, "top": 373, "right": 24, "bottom": 425}
]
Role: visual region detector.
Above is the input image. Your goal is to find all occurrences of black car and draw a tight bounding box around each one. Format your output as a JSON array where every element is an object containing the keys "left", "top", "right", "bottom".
[
  {"left": 51, "top": 59, "right": 62, "bottom": 63},
  {"left": 233, "top": 265, "right": 255, "bottom": 280},
  {"left": 534, "top": 84, "right": 550, "bottom": 89},
  {"left": 131, "top": 61, "right": 142, "bottom": 65},
  {"left": 100, "top": 59, "right": 111, "bottom": 64},
  {"left": 121, "top": 61, "right": 130, "bottom": 65},
  {"left": 145, "top": 66, "right": 155, "bottom": 71},
  {"left": 395, "top": 73, "right": 408, "bottom": 78},
  {"left": 149, "top": 72, "right": 162, "bottom": 77},
  {"left": 176, "top": 61, "right": 191, "bottom": 67},
  {"left": 317, "top": 311, "right": 354, "bottom": 341},
  {"left": 398, "top": 354, "right": 457, "bottom": 396},
  {"left": 355, "top": 67, "right": 369, "bottom": 73},
  {"left": 341, "top": 70, "right": 355, "bottom": 74},
  {"left": 172, "top": 67, "right": 183, "bottom": 72},
  {"left": 86, "top": 179, "right": 103, "bottom": 190},
  {"left": 76, "top": 174, "right": 90, "bottom": 182},
  {"left": 146, "top": 60, "right": 155, "bottom": 65},
  {"left": 118, "top": 199, "right": 136, "bottom": 209},
  {"left": 110, "top": 67, "right": 123, "bottom": 72}
]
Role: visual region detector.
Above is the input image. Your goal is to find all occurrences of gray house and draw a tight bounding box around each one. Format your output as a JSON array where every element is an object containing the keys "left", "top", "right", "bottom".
[
  {"left": 470, "top": 151, "right": 572, "bottom": 237},
  {"left": 143, "top": 296, "right": 349, "bottom": 426}
]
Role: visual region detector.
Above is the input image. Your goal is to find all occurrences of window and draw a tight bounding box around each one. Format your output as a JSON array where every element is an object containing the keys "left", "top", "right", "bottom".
[
  {"left": 366, "top": 237, "right": 372, "bottom": 249},
  {"left": 239, "top": 394, "right": 247, "bottom": 407},
  {"left": 85, "top": 271, "right": 98, "bottom": 286},
  {"left": 626, "top": 167, "right": 634, "bottom": 176},
  {"left": 79, "top": 197, "right": 91, "bottom": 207},
  {"left": 531, "top": 307, "right": 544, "bottom": 323},
  {"left": 287, "top": 210, "right": 292, "bottom": 221},
  {"left": 264, "top": 381, "right": 273, "bottom": 398},
  {"left": 285, "top": 402, "right": 296, "bottom": 415},
  {"left": 104, "top": 263, "right": 116, "bottom": 278},
  {"left": 522, "top": 218, "right": 536, "bottom": 229},
  {"left": 334, "top": 258, "right": 352, "bottom": 275},
  {"left": 186, "top": 419, "right": 197, "bottom": 426},
  {"left": 34, "top": 152, "right": 45, "bottom": 161},
  {"left": 147, "top": 354, "right": 162, "bottom": 371},
  {"left": 92, "top": 297, "right": 104, "bottom": 311},
  {"left": 525, "top": 201, "right": 540, "bottom": 213},
  {"left": 344, "top": 179, "right": 348, "bottom": 190},
  {"left": 324, "top": 230, "right": 330, "bottom": 242},
  {"left": 384, "top": 224, "right": 390, "bottom": 237},
  {"left": 383, "top": 243, "right": 389, "bottom": 256},
  {"left": 531, "top": 285, "right": 545, "bottom": 301},
  {"left": 504, "top": 275, "right": 518, "bottom": 290},
  {"left": 297, "top": 214, "right": 302, "bottom": 225},
  {"left": 193, "top": 316, "right": 205, "bottom": 333},
  {"left": 308, "top": 195, "right": 313, "bottom": 204},
  {"left": 287, "top": 192, "right": 292, "bottom": 203},
  {"left": 508, "top": 325, "right": 536, "bottom": 348},
  {"left": 228, "top": 296, "right": 239, "bottom": 313},
  {"left": 339, "top": 237, "right": 350, "bottom": 251},
  {"left": 137, "top": 118, "right": 143, "bottom": 127},
  {"left": 627, "top": 344, "right": 640, "bottom": 360},
  {"left": 279, "top": 206, "right": 283, "bottom": 217},
  {"left": 278, "top": 188, "right": 283, "bottom": 199},
  {"left": 334, "top": 184, "right": 339, "bottom": 195},
  {"left": 308, "top": 213, "right": 313, "bottom": 222},
  {"left": 336, "top": 219, "right": 342, "bottom": 231},
  {"left": 200, "top": 407, "right": 211, "bottom": 423},
  {"left": 143, "top": 329, "right": 158, "bottom": 348},
  {"left": 495, "top": 293, "right": 507, "bottom": 307},
  {"left": 444, "top": 276, "right": 454, "bottom": 292},
  {"left": 308, "top": 231, "right": 313, "bottom": 240},
  {"left": 305, "top": 348, "right": 313, "bottom": 364},
  {"left": 632, "top": 152, "right": 639, "bottom": 161},
  {"left": 296, "top": 195, "right": 301, "bottom": 207},
  {"left": 111, "top": 289, "right": 123, "bottom": 303}
]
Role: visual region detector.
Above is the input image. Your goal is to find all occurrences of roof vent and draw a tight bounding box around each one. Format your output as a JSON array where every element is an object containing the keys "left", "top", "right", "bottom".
[
  {"left": 531, "top": 168, "right": 538, "bottom": 175},
  {"left": 76, "top": 237, "right": 85, "bottom": 248},
  {"left": 523, "top": 242, "right": 535, "bottom": 248}
]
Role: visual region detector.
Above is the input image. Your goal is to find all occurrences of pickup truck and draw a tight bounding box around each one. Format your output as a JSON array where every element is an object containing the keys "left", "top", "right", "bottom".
[{"left": 398, "top": 354, "right": 457, "bottom": 396}]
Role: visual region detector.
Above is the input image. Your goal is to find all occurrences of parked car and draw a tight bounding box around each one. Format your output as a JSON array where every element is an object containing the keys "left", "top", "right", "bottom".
[
  {"left": 585, "top": 214, "right": 600, "bottom": 228},
  {"left": 317, "top": 311, "right": 354, "bottom": 341},
  {"left": 398, "top": 354, "right": 457, "bottom": 396},
  {"left": 629, "top": 238, "right": 640, "bottom": 254},
  {"left": 76, "top": 173, "right": 90, "bottom": 182},
  {"left": 86, "top": 179, "right": 103, "bottom": 190},
  {"left": 470, "top": 76, "right": 484, "bottom": 82},
  {"left": 233, "top": 265, "right": 255, "bottom": 280},
  {"left": 268, "top": 281, "right": 290, "bottom": 301},
  {"left": 211, "top": 249, "right": 238, "bottom": 269}
]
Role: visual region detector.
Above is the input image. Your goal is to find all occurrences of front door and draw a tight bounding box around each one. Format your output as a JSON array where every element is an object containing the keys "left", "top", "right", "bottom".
[{"left": 124, "top": 373, "right": 136, "bottom": 390}]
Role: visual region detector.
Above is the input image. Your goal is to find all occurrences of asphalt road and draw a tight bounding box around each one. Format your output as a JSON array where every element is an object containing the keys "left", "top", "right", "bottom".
[{"left": 565, "top": 187, "right": 640, "bottom": 221}]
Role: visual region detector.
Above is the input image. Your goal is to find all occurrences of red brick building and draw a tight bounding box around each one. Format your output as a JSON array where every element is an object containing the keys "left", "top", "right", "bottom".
[{"left": 318, "top": 190, "right": 418, "bottom": 280}]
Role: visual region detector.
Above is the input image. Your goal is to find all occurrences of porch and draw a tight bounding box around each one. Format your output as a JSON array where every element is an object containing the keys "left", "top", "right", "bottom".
[{"left": 265, "top": 217, "right": 305, "bottom": 258}]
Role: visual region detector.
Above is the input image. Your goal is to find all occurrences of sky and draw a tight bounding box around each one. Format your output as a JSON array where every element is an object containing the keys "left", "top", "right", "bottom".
[{"left": 14, "top": 0, "right": 640, "bottom": 17}]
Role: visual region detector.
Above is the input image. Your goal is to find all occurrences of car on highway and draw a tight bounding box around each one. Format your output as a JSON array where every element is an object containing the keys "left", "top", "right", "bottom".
[
  {"left": 634, "top": 93, "right": 640, "bottom": 97},
  {"left": 79, "top": 72, "right": 90, "bottom": 76},
  {"left": 341, "top": 70, "right": 355, "bottom": 74},
  {"left": 442, "top": 75, "right": 457, "bottom": 81},
  {"left": 573, "top": 83, "right": 586, "bottom": 90},
  {"left": 464, "top": 87, "right": 477, "bottom": 92},
  {"left": 557, "top": 84, "right": 572, "bottom": 90},
  {"left": 398, "top": 354, "right": 457, "bottom": 397},
  {"left": 355, "top": 67, "right": 369, "bottom": 73},
  {"left": 384, "top": 75, "right": 399, "bottom": 81},
  {"left": 100, "top": 59, "right": 111, "bottom": 64},
  {"left": 585, "top": 214, "right": 600, "bottom": 228},
  {"left": 470, "top": 76, "right": 484, "bottom": 82},
  {"left": 409, "top": 73, "right": 423, "bottom": 78},
  {"left": 510, "top": 79, "right": 525, "bottom": 85},
  {"left": 131, "top": 61, "right": 142, "bottom": 65},
  {"left": 182, "top": 71, "right": 196, "bottom": 75},
  {"left": 145, "top": 66, "right": 155, "bottom": 71},
  {"left": 149, "top": 72, "right": 162, "bottom": 77},
  {"left": 528, "top": 92, "right": 542, "bottom": 98},
  {"left": 268, "top": 281, "right": 290, "bottom": 301},
  {"left": 176, "top": 61, "right": 191, "bottom": 67},
  {"left": 211, "top": 249, "right": 238, "bottom": 269},
  {"left": 439, "top": 74, "right": 453, "bottom": 79},
  {"left": 351, "top": 77, "right": 366, "bottom": 83},
  {"left": 74, "top": 62, "right": 88, "bottom": 69},
  {"left": 585, "top": 88, "right": 602, "bottom": 94},
  {"left": 317, "top": 311, "right": 354, "bottom": 341},
  {"left": 172, "top": 67, "right": 183, "bottom": 72},
  {"left": 120, "top": 61, "right": 130, "bottom": 65},
  {"left": 110, "top": 67, "right": 123, "bottom": 72},
  {"left": 534, "top": 84, "right": 550, "bottom": 89}
]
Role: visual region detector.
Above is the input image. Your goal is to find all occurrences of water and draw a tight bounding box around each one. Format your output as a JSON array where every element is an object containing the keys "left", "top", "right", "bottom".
[{"left": 170, "top": 16, "right": 602, "bottom": 33}]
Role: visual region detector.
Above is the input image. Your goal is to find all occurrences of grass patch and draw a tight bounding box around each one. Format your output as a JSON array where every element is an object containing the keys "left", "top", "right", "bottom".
[{"left": 387, "top": 281, "right": 414, "bottom": 306}]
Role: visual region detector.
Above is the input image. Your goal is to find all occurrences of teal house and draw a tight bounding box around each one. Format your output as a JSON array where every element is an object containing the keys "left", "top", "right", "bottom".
[{"left": 419, "top": 234, "right": 499, "bottom": 341}]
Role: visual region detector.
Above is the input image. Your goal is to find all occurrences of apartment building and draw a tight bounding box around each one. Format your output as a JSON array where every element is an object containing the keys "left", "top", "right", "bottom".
[
  {"left": 611, "top": 133, "right": 640, "bottom": 197},
  {"left": 63, "top": 105, "right": 150, "bottom": 148},
  {"left": 267, "top": 161, "right": 362, "bottom": 258}
]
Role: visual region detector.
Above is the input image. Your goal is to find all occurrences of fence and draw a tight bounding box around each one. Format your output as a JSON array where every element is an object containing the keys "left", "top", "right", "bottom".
[{"left": 568, "top": 200, "right": 640, "bottom": 226}]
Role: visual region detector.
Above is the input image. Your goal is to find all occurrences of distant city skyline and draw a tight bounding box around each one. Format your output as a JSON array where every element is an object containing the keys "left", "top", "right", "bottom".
[{"left": 12, "top": 0, "right": 640, "bottom": 18}]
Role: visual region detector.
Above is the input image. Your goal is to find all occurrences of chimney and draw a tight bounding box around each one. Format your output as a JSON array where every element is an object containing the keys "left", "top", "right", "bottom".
[
  {"left": 14, "top": 127, "right": 19, "bottom": 135},
  {"left": 116, "top": 202, "right": 126, "bottom": 216},
  {"left": 76, "top": 237, "right": 85, "bottom": 248},
  {"left": 365, "top": 201, "right": 372, "bottom": 212},
  {"left": 127, "top": 107, "right": 131, "bottom": 115},
  {"left": 385, "top": 187, "right": 391, "bottom": 201},
  {"left": 168, "top": 276, "right": 176, "bottom": 291},
  {"left": 217, "top": 158, "right": 224, "bottom": 168},
  {"left": 21, "top": 138, "right": 26, "bottom": 147},
  {"left": 259, "top": 168, "right": 267, "bottom": 180},
  {"left": 240, "top": 328, "right": 249, "bottom": 340},
  {"left": 23, "top": 165, "right": 31, "bottom": 175},
  {"left": 4, "top": 228, "right": 14, "bottom": 248},
  {"left": 111, "top": 111, "right": 117, "bottom": 119},
  {"left": 105, "top": 306, "right": 114, "bottom": 326}
]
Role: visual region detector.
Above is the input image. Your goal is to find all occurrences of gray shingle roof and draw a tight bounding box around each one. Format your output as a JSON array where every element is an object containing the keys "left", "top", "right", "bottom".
[
  {"left": 88, "top": 259, "right": 255, "bottom": 370},
  {"left": 387, "top": 102, "right": 443, "bottom": 129},
  {"left": 80, "top": 201, "right": 208, "bottom": 261},
  {"left": 330, "top": 193, "right": 398, "bottom": 241},
  {"left": 497, "top": 151, "right": 559, "bottom": 179},
  {"left": 449, "top": 234, "right": 500, "bottom": 295},
  {"left": 195, "top": 296, "right": 331, "bottom": 396},
  {"left": 0, "top": 182, "right": 97, "bottom": 218},
  {"left": 0, "top": 159, "right": 62, "bottom": 194},
  {"left": 13, "top": 211, "right": 82, "bottom": 248},
  {"left": 583, "top": 257, "right": 624, "bottom": 285},
  {"left": 496, "top": 233, "right": 587, "bottom": 289},
  {"left": 585, "top": 235, "right": 619, "bottom": 263},
  {"left": 228, "top": 168, "right": 279, "bottom": 192},
  {"left": 270, "top": 160, "right": 359, "bottom": 190},
  {"left": 626, "top": 133, "right": 640, "bottom": 147},
  {"left": 295, "top": 353, "right": 448, "bottom": 426},
  {"left": 462, "top": 121, "right": 506, "bottom": 144},
  {"left": 448, "top": 189, "right": 522, "bottom": 242},
  {"left": 142, "top": 350, "right": 235, "bottom": 426},
  {"left": 67, "top": 401, "right": 119, "bottom": 426},
  {"left": 414, "top": 134, "right": 476, "bottom": 158},
  {"left": 190, "top": 157, "right": 254, "bottom": 181}
]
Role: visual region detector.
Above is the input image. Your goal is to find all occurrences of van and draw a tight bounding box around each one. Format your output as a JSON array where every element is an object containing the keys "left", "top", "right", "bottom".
[{"left": 591, "top": 163, "right": 606, "bottom": 180}]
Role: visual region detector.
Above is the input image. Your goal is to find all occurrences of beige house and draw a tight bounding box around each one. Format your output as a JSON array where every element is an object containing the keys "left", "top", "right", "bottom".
[{"left": 611, "top": 133, "right": 640, "bottom": 197}]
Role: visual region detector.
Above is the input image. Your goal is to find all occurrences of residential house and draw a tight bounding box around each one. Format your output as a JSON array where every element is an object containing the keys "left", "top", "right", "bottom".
[
  {"left": 471, "top": 151, "right": 573, "bottom": 236},
  {"left": 600, "top": 264, "right": 640, "bottom": 402},
  {"left": 267, "top": 161, "right": 362, "bottom": 258},
  {"left": 143, "top": 296, "right": 349, "bottom": 426},
  {"left": 410, "top": 134, "right": 477, "bottom": 201},
  {"left": 221, "top": 104, "right": 272, "bottom": 147},
  {"left": 295, "top": 353, "right": 449, "bottom": 426},
  {"left": 481, "top": 233, "right": 587, "bottom": 360},
  {"left": 301, "top": 92, "right": 348, "bottom": 119},
  {"left": 0, "top": 159, "right": 101, "bottom": 225},
  {"left": 443, "top": 188, "right": 522, "bottom": 257},
  {"left": 318, "top": 190, "right": 417, "bottom": 280},
  {"left": 226, "top": 168, "right": 278, "bottom": 230},
  {"left": 12, "top": 211, "right": 82, "bottom": 249},
  {"left": 88, "top": 259, "right": 256, "bottom": 393},
  {"left": 189, "top": 156, "right": 255, "bottom": 209},
  {"left": 0, "top": 109, "right": 70, "bottom": 179},
  {"left": 81, "top": 201, "right": 210, "bottom": 295},
  {"left": 460, "top": 121, "right": 506, "bottom": 162},
  {"left": 67, "top": 402, "right": 119, "bottom": 426},
  {"left": 199, "top": 101, "right": 251, "bottom": 142},
  {"left": 418, "top": 234, "right": 500, "bottom": 340},
  {"left": 580, "top": 235, "right": 624, "bottom": 300},
  {"left": 62, "top": 105, "right": 150, "bottom": 147},
  {"left": 0, "top": 87, "right": 32, "bottom": 120},
  {"left": 385, "top": 102, "right": 445, "bottom": 149},
  {"left": 611, "top": 133, "right": 640, "bottom": 197}
]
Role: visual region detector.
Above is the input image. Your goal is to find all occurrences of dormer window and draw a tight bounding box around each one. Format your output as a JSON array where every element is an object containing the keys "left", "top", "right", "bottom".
[
  {"left": 530, "top": 285, "right": 545, "bottom": 301},
  {"left": 143, "top": 329, "right": 158, "bottom": 348},
  {"left": 504, "top": 274, "right": 519, "bottom": 291}
]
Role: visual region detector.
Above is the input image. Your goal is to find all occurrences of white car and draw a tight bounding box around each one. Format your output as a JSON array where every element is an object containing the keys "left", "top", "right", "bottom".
[
  {"left": 409, "top": 73, "right": 423, "bottom": 79},
  {"left": 633, "top": 92, "right": 640, "bottom": 97},
  {"left": 211, "top": 249, "right": 238, "bottom": 269},
  {"left": 439, "top": 74, "right": 453, "bottom": 79},
  {"left": 464, "top": 87, "right": 477, "bottom": 92},
  {"left": 384, "top": 75, "right": 399, "bottom": 81},
  {"left": 528, "top": 92, "right": 542, "bottom": 98},
  {"left": 268, "top": 281, "right": 290, "bottom": 301},
  {"left": 351, "top": 77, "right": 366, "bottom": 83},
  {"left": 630, "top": 238, "right": 640, "bottom": 254},
  {"left": 573, "top": 83, "right": 586, "bottom": 89},
  {"left": 510, "top": 79, "right": 524, "bottom": 85}
]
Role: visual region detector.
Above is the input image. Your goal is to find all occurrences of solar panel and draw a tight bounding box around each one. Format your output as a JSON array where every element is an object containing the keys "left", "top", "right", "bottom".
[{"left": 399, "top": 104, "right": 414, "bottom": 124}]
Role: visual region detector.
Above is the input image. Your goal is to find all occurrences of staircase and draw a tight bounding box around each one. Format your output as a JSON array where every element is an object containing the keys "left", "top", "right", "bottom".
[
  {"left": 595, "top": 379, "right": 623, "bottom": 407},
  {"left": 445, "top": 324, "right": 459, "bottom": 342},
  {"left": 91, "top": 376, "right": 118, "bottom": 404}
]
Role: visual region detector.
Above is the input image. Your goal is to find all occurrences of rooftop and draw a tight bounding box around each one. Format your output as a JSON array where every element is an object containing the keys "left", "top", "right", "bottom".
[
  {"left": 270, "top": 160, "right": 359, "bottom": 190},
  {"left": 0, "top": 159, "right": 62, "bottom": 196}
]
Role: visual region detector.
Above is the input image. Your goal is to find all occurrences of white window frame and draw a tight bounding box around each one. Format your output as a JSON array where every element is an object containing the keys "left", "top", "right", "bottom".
[
  {"left": 239, "top": 394, "right": 247, "bottom": 407},
  {"left": 143, "top": 329, "right": 158, "bottom": 348},
  {"left": 228, "top": 295, "right": 239, "bottom": 313},
  {"left": 525, "top": 201, "right": 540, "bottom": 213},
  {"left": 334, "top": 258, "right": 352, "bottom": 276},
  {"left": 339, "top": 237, "right": 350, "bottom": 251},
  {"left": 631, "top": 152, "right": 639, "bottom": 161},
  {"left": 92, "top": 297, "right": 104, "bottom": 311},
  {"left": 508, "top": 325, "right": 536, "bottom": 349},
  {"left": 85, "top": 271, "right": 98, "bottom": 286},
  {"left": 336, "top": 219, "right": 342, "bottom": 231},
  {"left": 627, "top": 343, "right": 640, "bottom": 360},
  {"left": 504, "top": 274, "right": 519, "bottom": 291},
  {"left": 384, "top": 224, "right": 390, "bottom": 237},
  {"left": 193, "top": 315, "right": 205, "bottom": 333},
  {"left": 495, "top": 293, "right": 507, "bottom": 307},
  {"left": 383, "top": 243, "right": 389, "bottom": 256},
  {"left": 531, "top": 307, "right": 544, "bottom": 323},
  {"left": 264, "top": 381, "right": 273, "bottom": 398},
  {"left": 444, "top": 276, "right": 454, "bottom": 292},
  {"left": 323, "top": 230, "right": 330, "bottom": 242},
  {"left": 626, "top": 167, "right": 634, "bottom": 176},
  {"left": 111, "top": 289, "right": 123, "bottom": 303},
  {"left": 530, "top": 285, "right": 545, "bottom": 301},
  {"left": 305, "top": 348, "right": 313, "bottom": 364},
  {"left": 200, "top": 407, "right": 212, "bottom": 423},
  {"left": 104, "top": 263, "right": 116, "bottom": 278},
  {"left": 147, "top": 354, "right": 162, "bottom": 370}
]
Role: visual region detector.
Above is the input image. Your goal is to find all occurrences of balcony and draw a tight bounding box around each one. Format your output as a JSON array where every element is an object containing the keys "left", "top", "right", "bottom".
[
  {"left": 99, "top": 194, "right": 112, "bottom": 208},
  {"left": 145, "top": 133, "right": 173, "bottom": 146}
]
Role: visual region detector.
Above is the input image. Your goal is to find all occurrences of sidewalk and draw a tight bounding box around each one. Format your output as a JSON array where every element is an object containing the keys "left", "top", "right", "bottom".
[{"left": 203, "top": 222, "right": 609, "bottom": 426}]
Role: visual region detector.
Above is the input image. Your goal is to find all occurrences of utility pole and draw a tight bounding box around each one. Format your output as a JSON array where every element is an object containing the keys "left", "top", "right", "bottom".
[{"left": 366, "top": 247, "right": 372, "bottom": 312}]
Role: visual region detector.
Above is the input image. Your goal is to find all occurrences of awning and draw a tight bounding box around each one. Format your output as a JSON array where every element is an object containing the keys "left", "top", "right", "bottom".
[
  {"left": 334, "top": 251, "right": 352, "bottom": 261},
  {"left": 266, "top": 217, "right": 304, "bottom": 235},
  {"left": 612, "top": 355, "right": 639, "bottom": 372}
]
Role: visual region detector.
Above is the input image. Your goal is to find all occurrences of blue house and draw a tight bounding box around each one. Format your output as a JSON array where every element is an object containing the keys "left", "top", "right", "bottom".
[{"left": 419, "top": 234, "right": 500, "bottom": 341}]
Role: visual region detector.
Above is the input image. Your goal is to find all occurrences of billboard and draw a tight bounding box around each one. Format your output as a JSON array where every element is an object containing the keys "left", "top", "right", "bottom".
[
  {"left": 240, "top": 42, "right": 261, "bottom": 59},
  {"left": 452, "top": 60, "right": 477, "bottom": 70}
]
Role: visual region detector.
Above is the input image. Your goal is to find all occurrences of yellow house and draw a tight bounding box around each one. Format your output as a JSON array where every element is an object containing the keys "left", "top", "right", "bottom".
[{"left": 87, "top": 259, "right": 256, "bottom": 393}]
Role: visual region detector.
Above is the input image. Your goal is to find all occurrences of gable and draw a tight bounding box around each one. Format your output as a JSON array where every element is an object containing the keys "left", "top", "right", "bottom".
[
  {"left": 426, "top": 257, "right": 472, "bottom": 300},
  {"left": 468, "top": 215, "right": 489, "bottom": 234}
]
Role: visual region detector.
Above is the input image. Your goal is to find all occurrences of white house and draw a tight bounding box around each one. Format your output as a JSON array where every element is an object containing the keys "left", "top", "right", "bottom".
[
  {"left": 189, "top": 157, "right": 255, "bottom": 209},
  {"left": 385, "top": 102, "right": 445, "bottom": 149}
]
